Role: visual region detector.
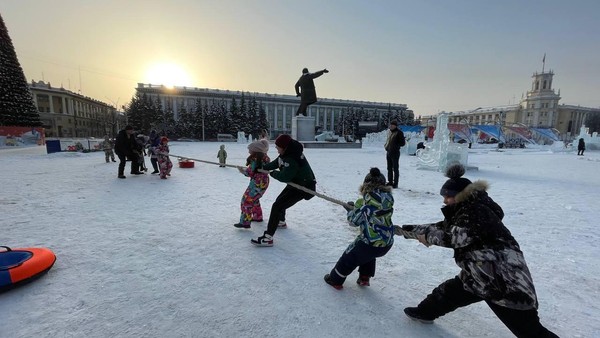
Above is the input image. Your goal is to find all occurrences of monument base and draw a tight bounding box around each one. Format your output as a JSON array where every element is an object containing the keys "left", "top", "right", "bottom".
[{"left": 292, "top": 116, "right": 316, "bottom": 142}]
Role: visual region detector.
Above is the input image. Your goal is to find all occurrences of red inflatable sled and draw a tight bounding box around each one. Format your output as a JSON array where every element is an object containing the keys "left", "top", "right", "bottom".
[{"left": 0, "top": 246, "right": 56, "bottom": 292}]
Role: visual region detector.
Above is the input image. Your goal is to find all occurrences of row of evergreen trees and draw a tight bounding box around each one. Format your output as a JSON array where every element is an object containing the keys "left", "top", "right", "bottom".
[{"left": 124, "top": 92, "right": 270, "bottom": 139}]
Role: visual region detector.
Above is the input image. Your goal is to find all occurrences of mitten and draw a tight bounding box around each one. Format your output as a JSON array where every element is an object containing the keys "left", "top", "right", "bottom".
[{"left": 343, "top": 201, "right": 354, "bottom": 212}]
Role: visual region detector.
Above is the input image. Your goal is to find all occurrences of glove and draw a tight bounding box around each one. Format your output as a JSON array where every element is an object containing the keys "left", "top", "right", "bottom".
[
  {"left": 402, "top": 224, "right": 415, "bottom": 232},
  {"left": 343, "top": 201, "right": 354, "bottom": 212},
  {"left": 323, "top": 69, "right": 329, "bottom": 73}
]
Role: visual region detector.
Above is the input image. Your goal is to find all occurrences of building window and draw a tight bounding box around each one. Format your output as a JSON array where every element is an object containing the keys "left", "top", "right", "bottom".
[{"left": 543, "top": 80, "right": 547, "bottom": 89}]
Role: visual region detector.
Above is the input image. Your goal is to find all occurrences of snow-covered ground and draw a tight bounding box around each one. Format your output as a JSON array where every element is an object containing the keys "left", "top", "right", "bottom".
[{"left": 1, "top": 142, "right": 598, "bottom": 337}]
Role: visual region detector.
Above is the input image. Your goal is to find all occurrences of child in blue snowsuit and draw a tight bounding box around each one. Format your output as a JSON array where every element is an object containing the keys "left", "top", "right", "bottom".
[{"left": 324, "top": 167, "right": 395, "bottom": 289}]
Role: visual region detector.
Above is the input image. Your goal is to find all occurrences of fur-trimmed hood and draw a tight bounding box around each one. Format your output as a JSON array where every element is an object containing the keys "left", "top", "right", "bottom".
[
  {"left": 454, "top": 180, "right": 489, "bottom": 203},
  {"left": 360, "top": 182, "right": 392, "bottom": 195}
]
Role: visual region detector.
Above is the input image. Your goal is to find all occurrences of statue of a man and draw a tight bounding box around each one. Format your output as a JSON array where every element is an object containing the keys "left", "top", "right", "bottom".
[{"left": 294, "top": 67, "right": 329, "bottom": 116}]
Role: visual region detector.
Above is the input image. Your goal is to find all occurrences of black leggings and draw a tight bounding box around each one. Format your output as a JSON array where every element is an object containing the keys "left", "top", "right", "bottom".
[{"left": 416, "top": 276, "right": 558, "bottom": 337}]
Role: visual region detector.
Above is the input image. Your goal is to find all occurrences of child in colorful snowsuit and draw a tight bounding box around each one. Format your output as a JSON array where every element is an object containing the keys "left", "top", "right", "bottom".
[
  {"left": 234, "top": 139, "right": 270, "bottom": 229},
  {"left": 324, "top": 167, "right": 395, "bottom": 289},
  {"left": 101, "top": 135, "right": 116, "bottom": 163},
  {"left": 217, "top": 144, "right": 227, "bottom": 167},
  {"left": 156, "top": 137, "right": 173, "bottom": 179}
]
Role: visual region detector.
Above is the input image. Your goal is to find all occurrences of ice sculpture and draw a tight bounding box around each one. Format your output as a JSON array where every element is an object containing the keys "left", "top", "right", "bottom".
[{"left": 416, "top": 112, "right": 469, "bottom": 171}]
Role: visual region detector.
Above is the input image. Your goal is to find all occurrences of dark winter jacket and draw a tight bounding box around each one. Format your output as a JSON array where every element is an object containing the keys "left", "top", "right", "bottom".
[
  {"left": 114, "top": 130, "right": 136, "bottom": 157},
  {"left": 347, "top": 182, "right": 395, "bottom": 248},
  {"left": 578, "top": 138, "right": 585, "bottom": 151},
  {"left": 384, "top": 128, "right": 405, "bottom": 153},
  {"left": 403, "top": 181, "right": 539, "bottom": 310},
  {"left": 263, "top": 139, "right": 316, "bottom": 198},
  {"left": 295, "top": 70, "right": 327, "bottom": 104}
]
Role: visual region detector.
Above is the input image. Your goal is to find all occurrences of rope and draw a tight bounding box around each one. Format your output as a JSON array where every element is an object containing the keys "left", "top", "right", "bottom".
[{"left": 169, "top": 153, "right": 352, "bottom": 209}]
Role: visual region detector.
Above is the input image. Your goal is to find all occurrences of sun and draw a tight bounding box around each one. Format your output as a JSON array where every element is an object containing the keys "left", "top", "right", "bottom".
[{"left": 145, "top": 62, "right": 193, "bottom": 88}]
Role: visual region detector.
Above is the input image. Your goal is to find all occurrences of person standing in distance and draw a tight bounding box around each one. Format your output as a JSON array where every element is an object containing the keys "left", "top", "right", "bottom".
[
  {"left": 384, "top": 120, "right": 405, "bottom": 188},
  {"left": 295, "top": 67, "right": 329, "bottom": 116}
]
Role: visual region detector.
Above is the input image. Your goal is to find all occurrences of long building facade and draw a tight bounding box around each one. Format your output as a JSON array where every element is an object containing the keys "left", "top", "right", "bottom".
[
  {"left": 29, "top": 81, "right": 125, "bottom": 138},
  {"left": 135, "top": 83, "right": 412, "bottom": 137},
  {"left": 420, "top": 68, "right": 600, "bottom": 141}
]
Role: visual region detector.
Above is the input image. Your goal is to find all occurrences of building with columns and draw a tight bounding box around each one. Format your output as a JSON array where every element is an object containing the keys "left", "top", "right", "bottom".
[
  {"left": 29, "top": 81, "right": 125, "bottom": 138},
  {"left": 420, "top": 68, "right": 600, "bottom": 141},
  {"left": 135, "top": 84, "right": 412, "bottom": 137}
]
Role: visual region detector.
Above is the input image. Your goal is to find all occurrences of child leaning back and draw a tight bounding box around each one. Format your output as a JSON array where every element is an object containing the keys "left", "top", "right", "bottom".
[
  {"left": 324, "top": 167, "right": 395, "bottom": 289},
  {"left": 157, "top": 136, "right": 173, "bottom": 179},
  {"left": 234, "top": 139, "right": 270, "bottom": 228}
]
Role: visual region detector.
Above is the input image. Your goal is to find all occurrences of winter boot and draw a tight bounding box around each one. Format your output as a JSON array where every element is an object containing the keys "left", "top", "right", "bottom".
[
  {"left": 403, "top": 307, "right": 435, "bottom": 324},
  {"left": 118, "top": 175, "right": 126, "bottom": 179},
  {"left": 356, "top": 275, "right": 370, "bottom": 286},
  {"left": 277, "top": 220, "right": 287, "bottom": 228},
  {"left": 324, "top": 274, "right": 343, "bottom": 290},
  {"left": 251, "top": 232, "right": 273, "bottom": 247},
  {"left": 234, "top": 223, "right": 251, "bottom": 229}
]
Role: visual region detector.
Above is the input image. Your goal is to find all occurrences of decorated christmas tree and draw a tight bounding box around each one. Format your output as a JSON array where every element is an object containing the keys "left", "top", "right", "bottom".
[{"left": 0, "top": 13, "right": 42, "bottom": 127}]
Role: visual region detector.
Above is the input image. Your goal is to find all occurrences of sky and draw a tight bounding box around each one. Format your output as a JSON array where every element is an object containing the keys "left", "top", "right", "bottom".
[
  {"left": 2, "top": 0, "right": 600, "bottom": 117},
  {"left": 1, "top": 139, "right": 598, "bottom": 337}
]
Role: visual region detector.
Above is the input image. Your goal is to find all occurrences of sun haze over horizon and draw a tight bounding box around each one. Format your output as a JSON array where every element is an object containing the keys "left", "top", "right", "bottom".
[{"left": 2, "top": 0, "right": 600, "bottom": 115}]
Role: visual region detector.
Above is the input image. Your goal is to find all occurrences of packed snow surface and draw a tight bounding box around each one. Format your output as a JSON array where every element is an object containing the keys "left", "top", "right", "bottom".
[{"left": 1, "top": 142, "right": 599, "bottom": 337}]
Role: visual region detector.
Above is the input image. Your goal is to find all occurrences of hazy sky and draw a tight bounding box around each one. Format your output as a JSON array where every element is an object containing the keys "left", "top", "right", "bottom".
[{"left": 3, "top": 0, "right": 600, "bottom": 116}]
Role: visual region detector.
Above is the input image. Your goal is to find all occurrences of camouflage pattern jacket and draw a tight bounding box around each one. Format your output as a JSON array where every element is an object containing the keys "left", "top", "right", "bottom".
[
  {"left": 347, "top": 183, "right": 395, "bottom": 248},
  {"left": 404, "top": 181, "right": 539, "bottom": 310}
]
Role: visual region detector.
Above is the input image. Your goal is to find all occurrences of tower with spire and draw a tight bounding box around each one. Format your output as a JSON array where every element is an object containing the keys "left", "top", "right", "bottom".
[{"left": 519, "top": 54, "right": 561, "bottom": 128}]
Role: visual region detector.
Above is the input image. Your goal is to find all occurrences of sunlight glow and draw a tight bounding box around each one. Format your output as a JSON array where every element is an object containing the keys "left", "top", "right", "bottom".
[{"left": 145, "top": 63, "right": 193, "bottom": 88}]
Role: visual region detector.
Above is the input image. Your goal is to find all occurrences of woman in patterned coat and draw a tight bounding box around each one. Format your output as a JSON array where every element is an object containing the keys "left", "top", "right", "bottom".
[{"left": 397, "top": 164, "right": 557, "bottom": 337}]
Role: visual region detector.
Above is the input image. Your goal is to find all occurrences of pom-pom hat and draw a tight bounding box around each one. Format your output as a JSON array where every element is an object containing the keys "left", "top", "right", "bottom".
[
  {"left": 160, "top": 136, "right": 168, "bottom": 143},
  {"left": 363, "top": 167, "right": 386, "bottom": 186},
  {"left": 440, "top": 163, "right": 472, "bottom": 197}
]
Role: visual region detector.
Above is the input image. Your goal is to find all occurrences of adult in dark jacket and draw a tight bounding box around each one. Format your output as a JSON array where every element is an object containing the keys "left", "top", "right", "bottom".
[
  {"left": 295, "top": 68, "right": 328, "bottom": 116},
  {"left": 577, "top": 138, "right": 585, "bottom": 156},
  {"left": 251, "top": 134, "right": 317, "bottom": 247},
  {"left": 114, "top": 125, "right": 141, "bottom": 179},
  {"left": 383, "top": 120, "right": 405, "bottom": 188},
  {"left": 396, "top": 164, "right": 557, "bottom": 338}
]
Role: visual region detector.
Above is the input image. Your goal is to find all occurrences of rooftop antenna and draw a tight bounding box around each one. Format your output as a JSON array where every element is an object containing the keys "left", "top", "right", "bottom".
[{"left": 78, "top": 66, "right": 82, "bottom": 93}]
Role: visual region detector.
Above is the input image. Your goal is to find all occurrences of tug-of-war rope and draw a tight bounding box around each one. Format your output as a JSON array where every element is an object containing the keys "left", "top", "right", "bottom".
[{"left": 168, "top": 153, "right": 412, "bottom": 238}]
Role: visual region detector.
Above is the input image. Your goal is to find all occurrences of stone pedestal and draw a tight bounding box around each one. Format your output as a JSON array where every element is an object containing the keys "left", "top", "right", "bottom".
[{"left": 292, "top": 116, "right": 316, "bottom": 142}]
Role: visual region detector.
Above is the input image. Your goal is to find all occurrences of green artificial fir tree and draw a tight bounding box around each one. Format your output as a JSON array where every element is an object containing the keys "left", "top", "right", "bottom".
[{"left": 0, "top": 14, "right": 42, "bottom": 127}]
